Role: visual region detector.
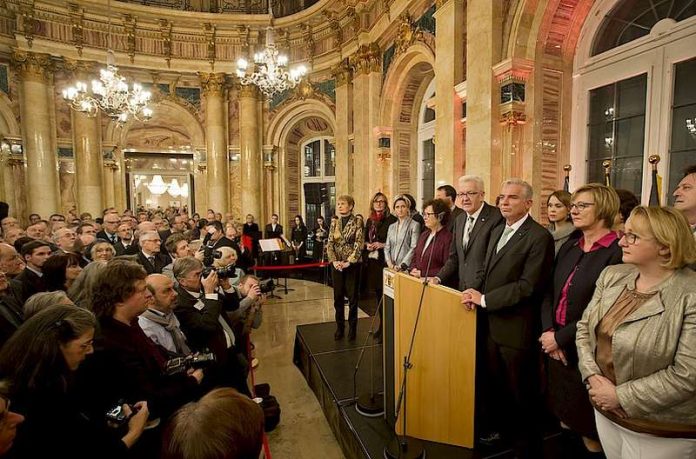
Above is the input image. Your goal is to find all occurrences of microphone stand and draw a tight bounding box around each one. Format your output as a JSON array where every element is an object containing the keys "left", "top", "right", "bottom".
[
  {"left": 352, "top": 295, "right": 385, "bottom": 416},
  {"left": 384, "top": 228, "right": 439, "bottom": 459}
]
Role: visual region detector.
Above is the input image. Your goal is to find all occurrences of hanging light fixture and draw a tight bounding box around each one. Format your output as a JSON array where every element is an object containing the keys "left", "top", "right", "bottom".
[
  {"left": 147, "top": 175, "right": 168, "bottom": 195},
  {"left": 687, "top": 117, "right": 696, "bottom": 136},
  {"left": 62, "top": 0, "right": 152, "bottom": 125},
  {"left": 235, "top": 1, "right": 307, "bottom": 98},
  {"left": 168, "top": 178, "right": 182, "bottom": 197},
  {"left": 180, "top": 182, "right": 189, "bottom": 198}
]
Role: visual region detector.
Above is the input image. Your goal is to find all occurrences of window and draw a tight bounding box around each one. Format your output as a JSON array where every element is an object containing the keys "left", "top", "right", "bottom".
[
  {"left": 301, "top": 137, "right": 336, "bottom": 246},
  {"left": 417, "top": 79, "right": 436, "bottom": 207},
  {"left": 668, "top": 57, "right": 696, "bottom": 191}
]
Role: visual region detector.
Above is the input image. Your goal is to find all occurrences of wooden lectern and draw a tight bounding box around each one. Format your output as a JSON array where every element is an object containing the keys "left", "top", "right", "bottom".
[{"left": 383, "top": 270, "right": 477, "bottom": 448}]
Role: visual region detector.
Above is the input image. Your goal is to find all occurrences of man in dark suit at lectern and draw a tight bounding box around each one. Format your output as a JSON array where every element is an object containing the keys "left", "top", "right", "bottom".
[
  {"left": 264, "top": 214, "right": 283, "bottom": 240},
  {"left": 462, "top": 178, "right": 554, "bottom": 459}
]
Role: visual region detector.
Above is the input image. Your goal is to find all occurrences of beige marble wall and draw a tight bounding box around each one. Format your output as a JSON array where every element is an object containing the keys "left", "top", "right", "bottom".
[
  {"left": 238, "top": 85, "right": 262, "bottom": 220},
  {"left": 333, "top": 63, "right": 353, "bottom": 198},
  {"left": 72, "top": 110, "right": 104, "bottom": 215},
  {"left": 201, "top": 73, "right": 230, "bottom": 214}
]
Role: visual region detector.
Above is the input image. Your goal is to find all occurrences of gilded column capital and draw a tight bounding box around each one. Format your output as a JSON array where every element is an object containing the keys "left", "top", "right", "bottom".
[
  {"left": 352, "top": 43, "right": 381, "bottom": 76},
  {"left": 199, "top": 72, "right": 226, "bottom": 96},
  {"left": 238, "top": 84, "right": 260, "bottom": 99},
  {"left": 332, "top": 59, "right": 352, "bottom": 87},
  {"left": 63, "top": 58, "right": 96, "bottom": 79},
  {"left": 394, "top": 12, "right": 424, "bottom": 55},
  {"left": 12, "top": 50, "right": 52, "bottom": 82}
]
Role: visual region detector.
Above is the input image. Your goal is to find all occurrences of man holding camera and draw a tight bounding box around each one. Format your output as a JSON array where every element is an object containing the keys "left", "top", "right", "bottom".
[
  {"left": 226, "top": 274, "right": 265, "bottom": 368},
  {"left": 173, "top": 257, "right": 250, "bottom": 395},
  {"left": 204, "top": 220, "right": 253, "bottom": 270}
]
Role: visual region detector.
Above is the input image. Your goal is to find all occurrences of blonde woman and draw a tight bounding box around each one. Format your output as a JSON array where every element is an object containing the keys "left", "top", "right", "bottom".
[{"left": 576, "top": 206, "right": 696, "bottom": 458}]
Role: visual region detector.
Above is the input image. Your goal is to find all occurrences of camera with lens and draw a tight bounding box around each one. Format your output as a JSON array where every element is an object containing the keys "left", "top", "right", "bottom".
[
  {"left": 201, "top": 263, "right": 238, "bottom": 280},
  {"left": 258, "top": 278, "right": 275, "bottom": 294},
  {"left": 202, "top": 246, "right": 222, "bottom": 267},
  {"left": 105, "top": 399, "right": 139, "bottom": 425},
  {"left": 165, "top": 352, "right": 216, "bottom": 376}
]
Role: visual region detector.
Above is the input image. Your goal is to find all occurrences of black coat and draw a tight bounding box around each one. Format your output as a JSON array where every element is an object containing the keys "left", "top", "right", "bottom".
[
  {"left": 0, "top": 294, "right": 23, "bottom": 347},
  {"left": 136, "top": 250, "right": 170, "bottom": 275},
  {"left": 481, "top": 216, "right": 555, "bottom": 350},
  {"left": 541, "top": 230, "right": 623, "bottom": 353},
  {"left": 96, "top": 230, "right": 119, "bottom": 244},
  {"left": 437, "top": 202, "right": 503, "bottom": 291},
  {"left": 363, "top": 213, "right": 397, "bottom": 264},
  {"left": 264, "top": 223, "right": 283, "bottom": 239},
  {"left": 9, "top": 268, "right": 46, "bottom": 304},
  {"left": 448, "top": 206, "right": 465, "bottom": 232},
  {"left": 113, "top": 240, "right": 138, "bottom": 256}
]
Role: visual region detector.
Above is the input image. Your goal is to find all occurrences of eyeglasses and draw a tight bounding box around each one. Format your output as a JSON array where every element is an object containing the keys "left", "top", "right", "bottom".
[
  {"left": 422, "top": 212, "right": 437, "bottom": 218},
  {"left": 373, "top": 200, "right": 387, "bottom": 204},
  {"left": 570, "top": 202, "right": 595, "bottom": 211},
  {"left": 621, "top": 232, "right": 644, "bottom": 245},
  {"left": 456, "top": 191, "right": 480, "bottom": 199}
]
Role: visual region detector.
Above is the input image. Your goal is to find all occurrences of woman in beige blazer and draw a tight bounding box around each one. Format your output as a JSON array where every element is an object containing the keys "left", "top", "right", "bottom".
[{"left": 576, "top": 206, "right": 696, "bottom": 458}]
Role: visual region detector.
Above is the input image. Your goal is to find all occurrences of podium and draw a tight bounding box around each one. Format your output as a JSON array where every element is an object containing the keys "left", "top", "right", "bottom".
[{"left": 383, "top": 270, "right": 477, "bottom": 449}]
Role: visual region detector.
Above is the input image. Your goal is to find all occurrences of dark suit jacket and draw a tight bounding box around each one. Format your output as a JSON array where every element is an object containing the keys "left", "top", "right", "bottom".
[
  {"left": 0, "top": 294, "right": 23, "bottom": 347},
  {"left": 136, "top": 250, "right": 170, "bottom": 274},
  {"left": 364, "top": 213, "right": 397, "bottom": 264},
  {"left": 242, "top": 223, "right": 260, "bottom": 237},
  {"left": 480, "top": 216, "right": 554, "bottom": 350},
  {"left": 448, "top": 206, "right": 465, "bottom": 232},
  {"left": 410, "top": 228, "right": 453, "bottom": 277},
  {"left": 96, "top": 230, "right": 118, "bottom": 244},
  {"left": 540, "top": 231, "right": 623, "bottom": 355},
  {"left": 10, "top": 268, "right": 46, "bottom": 304},
  {"left": 437, "top": 202, "right": 503, "bottom": 291},
  {"left": 113, "top": 240, "right": 138, "bottom": 256},
  {"left": 264, "top": 223, "right": 283, "bottom": 239}
]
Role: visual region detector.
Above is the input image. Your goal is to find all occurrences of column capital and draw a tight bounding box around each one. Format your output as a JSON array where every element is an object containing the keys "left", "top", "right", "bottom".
[
  {"left": 12, "top": 50, "right": 52, "bottom": 82},
  {"left": 63, "top": 58, "right": 97, "bottom": 79},
  {"left": 199, "top": 72, "right": 226, "bottom": 96},
  {"left": 238, "top": 84, "right": 260, "bottom": 99},
  {"left": 351, "top": 43, "right": 381, "bottom": 76},
  {"left": 332, "top": 59, "right": 352, "bottom": 87},
  {"left": 492, "top": 57, "right": 535, "bottom": 84}
]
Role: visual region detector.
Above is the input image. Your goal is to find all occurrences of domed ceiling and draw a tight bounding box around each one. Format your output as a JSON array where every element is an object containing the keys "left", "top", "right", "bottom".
[{"left": 121, "top": 0, "right": 320, "bottom": 17}]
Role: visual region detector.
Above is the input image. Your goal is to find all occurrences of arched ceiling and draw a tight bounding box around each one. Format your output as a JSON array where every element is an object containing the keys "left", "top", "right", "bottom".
[{"left": 123, "top": 0, "right": 321, "bottom": 17}]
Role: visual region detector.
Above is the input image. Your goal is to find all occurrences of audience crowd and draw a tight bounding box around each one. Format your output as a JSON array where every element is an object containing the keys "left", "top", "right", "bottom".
[{"left": 0, "top": 164, "right": 693, "bottom": 458}]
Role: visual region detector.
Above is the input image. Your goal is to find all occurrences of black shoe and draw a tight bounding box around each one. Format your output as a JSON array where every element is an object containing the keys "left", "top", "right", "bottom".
[
  {"left": 334, "top": 327, "right": 345, "bottom": 340},
  {"left": 348, "top": 326, "right": 357, "bottom": 341},
  {"left": 478, "top": 431, "right": 503, "bottom": 448}
]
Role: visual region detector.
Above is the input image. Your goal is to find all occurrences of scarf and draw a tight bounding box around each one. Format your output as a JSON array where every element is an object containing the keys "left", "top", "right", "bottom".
[
  {"left": 140, "top": 309, "right": 191, "bottom": 355},
  {"left": 368, "top": 211, "right": 386, "bottom": 242}
]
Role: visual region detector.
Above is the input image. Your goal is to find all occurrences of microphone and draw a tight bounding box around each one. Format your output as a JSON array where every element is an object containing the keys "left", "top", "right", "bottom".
[{"left": 399, "top": 263, "right": 409, "bottom": 272}]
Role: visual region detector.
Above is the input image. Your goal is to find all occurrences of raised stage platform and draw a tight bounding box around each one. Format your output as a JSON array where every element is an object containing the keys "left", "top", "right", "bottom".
[{"left": 294, "top": 319, "right": 568, "bottom": 459}]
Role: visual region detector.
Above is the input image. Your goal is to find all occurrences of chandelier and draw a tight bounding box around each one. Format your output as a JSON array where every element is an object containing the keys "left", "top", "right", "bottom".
[
  {"left": 147, "top": 175, "right": 168, "bottom": 195},
  {"left": 688, "top": 117, "right": 696, "bottom": 136},
  {"left": 62, "top": 0, "right": 152, "bottom": 125},
  {"left": 167, "top": 178, "right": 182, "bottom": 197},
  {"left": 235, "top": 2, "right": 307, "bottom": 98}
]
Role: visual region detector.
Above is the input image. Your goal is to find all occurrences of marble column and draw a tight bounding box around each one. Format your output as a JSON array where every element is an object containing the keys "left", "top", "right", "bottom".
[
  {"left": 263, "top": 146, "right": 276, "bottom": 223},
  {"left": 351, "top": 43, "right": 382, "bottom": 215},
  {"left": 238, "top": 85, "right": 262, "bottom": 220},
  {"left": 14, "top": 51, "right": 60, "bottom": 217},
  {"left": 466, "top": 0, "right": 503, "bottom": 196},
  {"left": 200, "top": 73, "right": 229, "bottom": 214},
  {"left": 332, "top": 60, "right": 353, "bottom": 197},
  {"left": 434, "top": 0, "right": 465, "bottom": 186},
  {"left": 102, "top": 160, "right": 116, "bottom": 208},
  {"left": 71, "top": 61, "right": 104, "bottom": 216}
]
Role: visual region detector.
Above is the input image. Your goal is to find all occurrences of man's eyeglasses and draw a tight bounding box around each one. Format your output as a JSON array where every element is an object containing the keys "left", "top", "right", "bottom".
[
  {"left": 456, "top": 191, "right": 480, "bottom": 199},
  {"left": 570, "top": 202, "right": 595, "bottom": 211}
]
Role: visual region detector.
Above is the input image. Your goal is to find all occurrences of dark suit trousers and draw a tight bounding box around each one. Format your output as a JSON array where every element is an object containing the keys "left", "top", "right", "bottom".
[
  {"left": 483, "top": 336, "right": 542, "bottom": 459},
  {"left": 332, "top": 264, "right": 359, "bottom": 329}
]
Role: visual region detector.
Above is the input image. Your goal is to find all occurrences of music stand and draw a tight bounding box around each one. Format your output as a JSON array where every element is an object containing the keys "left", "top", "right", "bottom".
[{"left": 259, "top": 238, "right": 284, "bottom": 299}]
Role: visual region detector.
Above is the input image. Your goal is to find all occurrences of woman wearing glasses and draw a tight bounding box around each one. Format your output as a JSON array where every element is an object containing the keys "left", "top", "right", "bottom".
[
  {"left": 0, "top": 304, "right": 150, "bottom": 458},
  {"left": 540, "top": 184, "right": 623, "bottom": 457},
  {"left": 409, "top": 199, "right": 453, "bottom": 279},
  {"left": 576, "top": 206, "right": 696, "bottom": 458}
]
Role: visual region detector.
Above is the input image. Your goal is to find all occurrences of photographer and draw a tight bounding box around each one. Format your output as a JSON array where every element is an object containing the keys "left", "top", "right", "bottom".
[
  {"left": 226, "top": 274, "right": 265, "bottom": 368},
  {"left": 203, "top": 221, "right": 253, "bottom": 271},
  {"left": 0, "top": 304, "right": 150, "bottom": 458},
  {"left": 213, "top": 246, "right": 245, "bottom": 287},
  {"left": 173, "top": 257, "right": 250, "bottom": 395}
]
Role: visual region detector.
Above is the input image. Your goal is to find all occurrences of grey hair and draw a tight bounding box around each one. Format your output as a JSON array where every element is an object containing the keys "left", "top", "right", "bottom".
[
  {"left": 24, "top": 291, "right": 74, "bottom": 319},
  {"left": 501, "top": 178, "right": 533, "bottom": 200},
  {"left": 213, "top": 246, "right": 236, "bottom": 268},
  {"left": 173, "top": 256, "right": 203, "bottom": 280},
  {"left": 458, "top": 175, "right": 485, "bottom": 191},
  {"left": 67, "top": 261, "right": 107, "bottom": 310},
  {"left": 139, "top": 231, "right": 160, "bottom": 244}
]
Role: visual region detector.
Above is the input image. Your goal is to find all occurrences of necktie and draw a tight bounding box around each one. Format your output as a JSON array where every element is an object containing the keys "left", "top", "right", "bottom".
[
  {"left": 148, "top": 256, "right": 155, "bottom": 266},
  {"left": 496, "top": 226, "right": 515, "bottom": 253},
  {"left": 463, "top": 216, "right": 475, "bottom": 249}
]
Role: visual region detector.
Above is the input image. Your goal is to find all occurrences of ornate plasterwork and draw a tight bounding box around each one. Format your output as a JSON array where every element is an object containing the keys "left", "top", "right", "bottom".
[
  {"left": 124, "top": 14, "right": 137, "bottom": 64},
  {"left": 12, "top": 50, "right": 52, "bottom": 82},
  {"left": 393, "top": 12, "right": 425, "bottom": 56},
  {"left": 68, "top": 3, "right": 84, "bottom": 56},
  {"left": 199, "top": 72, "right": 225, "bottom": 95},
  {"left": 159, "top": 19, "right": 173, "bottom": 68},
  {"left": 352, "top": 42, "right": 381, "bottom": 75},
  {"left": 331, "top": 59, "right": 352, "bottom": 87},
  {"left": 204, "top": 23, "right": 216, "bottom": 68}
]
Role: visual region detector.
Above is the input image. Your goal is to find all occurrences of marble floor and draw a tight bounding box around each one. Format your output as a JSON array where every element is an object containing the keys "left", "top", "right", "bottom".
[{"left": 251, "top": 278, "right": 367, "bottom": 459}]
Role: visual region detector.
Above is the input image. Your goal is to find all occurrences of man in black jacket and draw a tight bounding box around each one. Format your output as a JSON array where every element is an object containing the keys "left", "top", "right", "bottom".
[
  {"left": 96, "top": 212, "right": 121, "bottom": 244},
  {"left": 10, "top": 240, "right": 51, "bottom": 304},
  {"left": 462, "top": 179, "right": 554, "bottom": 459},
  {"left": 173, "top": 256, "right": 249, "bottom": 395},
  {"left": 0, "top": 269, "right": 23, "bottom": 348},
  {"left": 113, "top": 223, "right": 138, "bottom": 256},
  {"left": 264, "top": 214, "right": 283, "bottom": 239},
  {"left": 203, "top": 221, "right": 253, "bottom": 271},
  {"left": 136, "top": 231, "right": 170, "bottom": 274}
]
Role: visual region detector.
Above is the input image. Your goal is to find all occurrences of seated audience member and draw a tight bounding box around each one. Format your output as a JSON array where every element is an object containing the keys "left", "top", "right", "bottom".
[
  {"left": 76, "top": 223, "right": 97, "bottom": 247},
  {"left": 0, "top": 381, "right": 25, "bottom": 457},
  {"left": 137, "top": 230, "right": 169, "bottom": 274},
  {"left": 576, "top": 206, "right": 696, "bottom": 458},
  {"left": 3, "top": 228, "right": 25, "bottom": 247},
  {"left": 409, "top": 199, "right": 453, "bottom": 278},
  {"left": 213, "top": 246, "right": 245, "bottom": 287},
  {"left": 52, "top": 227, "right": 79, "bottom": 255},
  {"left": 173, "top": 257, "right": 248, "bottom": 394},
  {"left": 205, "top": 220, "right": 252, "bottom": 271},
  {"left": 161, "top": 387, "right": 264, "bottom": 459},
  {"left": 10, "top": 240, "right": 51, "bottom": 303},
  {"left": 0, "top": 243, "right": 23, "bottom": 279},
  {"left": 88, "top": 239, "right": 116, "bottom": 263},
  {"left": 162, "top": 233, "right": 192, "bottom": 280},
  {"left": 612, "top": 189, "right": 639, "bottom": 234},
  {"left": 24, "top": 290, "right": 74, "bottom": 319},
  {"left": 0, "top": 218, "right": 18, "bottom": 235},
  {"left": 114, "top": 223, "right": 138, "bottom": 256},
  {"left": 67, "top": 261, "right": 106, "bottom": 310},
  {"left": 0, "top": 305, "right": 150, "bottom": 458},
  {"left": 546, "top": 190, "right": 574, "bottom": 255},
  {"left": 673, "top": 164, "right": 696, "bottom": 237},
  {"left": 540, "top": 184, "right": 623, "bottom": 456},
  {"left": 25, "top": 222, "right": 46, "bottom": 241},
  {"left": 139, "top": 274, "right": 190, "bottom": 357},
  {"left": 82, "top": 260, "right": 204, "bottom": 420},
  {"left": 97, "top": 213, "right": 121, "bottom": 244},
  {"left": 12, "top": 237, "right": 34, "bottom": 256},
  {"left": 28, "top": 213, "right": 41, "bottom": 224},
  {"left": 0, "top": 270, "right": 22, "bottom": 348},
  {"left": 384, "top": 195, "right": 421, "bottom": 270},
  {"left": 42, "top": 252, "right": 82, "bottom": 292}
]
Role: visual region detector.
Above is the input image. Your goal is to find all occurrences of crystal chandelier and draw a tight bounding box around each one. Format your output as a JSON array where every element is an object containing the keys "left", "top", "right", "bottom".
[
  {"left": 147, "top": 175, "right": 168, "bottom": 195},
  {"left": 168, "top": 178, "right": 182, "bottom": 197},
  {"left": 235, "top": 2, "right": 307, "bottom": 98},
  {"left": 687, "top": 117, "right": 696, "bottom": 136},
  {"left": 62, "top": 0, "right": 152, "bottom": 125}
]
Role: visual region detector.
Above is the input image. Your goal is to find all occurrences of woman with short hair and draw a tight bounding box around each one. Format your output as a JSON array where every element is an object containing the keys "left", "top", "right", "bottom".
[
  {"left": 213, "top": 246, "right": 245, "bottom": 287},
  {"left": 89, "top": 239, "right": 116, "bottom": 263},
  {"left": 409, "top": 199, "right": 453, "bottom": 278},
  {"left": 576, "top": 206, "right": 696, "bottom": 458}
]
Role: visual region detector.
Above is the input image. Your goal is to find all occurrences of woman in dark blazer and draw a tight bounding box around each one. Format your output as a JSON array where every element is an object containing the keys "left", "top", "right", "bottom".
[
  {"left": 290, "top": 215, "right": 308, "bottom": 262},
  {"left": 539, "top": 184, "right": 623, "bottom": 456},
  {"left": 410, "top": 199, "right": 453, "bottom": 278},
  {"left": 363, "top": 192, "right": 397, "bottom": 309}
]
